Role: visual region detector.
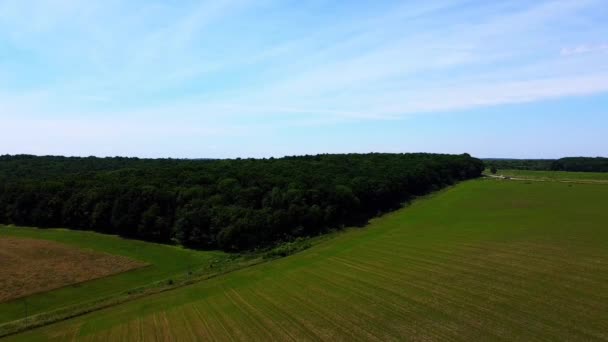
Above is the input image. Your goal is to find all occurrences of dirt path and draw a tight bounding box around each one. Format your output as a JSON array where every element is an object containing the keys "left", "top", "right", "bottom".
[{"left": 484, "top": 174, "right": 608, "bottom": 185}]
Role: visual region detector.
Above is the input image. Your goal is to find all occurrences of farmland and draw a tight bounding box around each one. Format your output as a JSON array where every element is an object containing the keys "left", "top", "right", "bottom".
[
  {"left": 0, "top": 237, "right": 147, "bottom": 303},
  {"left": 0, "top": 227, "right": 227, "bottom": 326},
  {"left": 6, "top": 178, "right": 608, "bottom": 341}
]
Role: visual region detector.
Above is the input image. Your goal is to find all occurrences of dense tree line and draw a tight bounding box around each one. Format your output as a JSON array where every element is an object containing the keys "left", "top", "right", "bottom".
[
  {"left": 0, "top": 153, "right": 483, "bottom": 251},
  {"left": 484, "top": 157, "right": 608, "bottom": 173},
  {"left": 550, "top": 157, "right": 608, "bottom": 172},
  {"left": 482, "top": 159, "right": 555, "bottom": 171}
]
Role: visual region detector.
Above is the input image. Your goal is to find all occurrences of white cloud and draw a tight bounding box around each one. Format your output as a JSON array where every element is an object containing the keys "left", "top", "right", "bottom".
[
  {"left": 374, "top": 73, "right": 608, "bottom": 115},
  {"left": 561, "top": 44, "right": 608, "bottom": 56},
  {"left": 0, "top": 0, "right": 607, "bottom": 157}
]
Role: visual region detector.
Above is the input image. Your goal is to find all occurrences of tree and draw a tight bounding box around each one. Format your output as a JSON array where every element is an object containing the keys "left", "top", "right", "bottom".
[
  {"left": 490, "top": 165, "right": 498, "bottom": 174},
  {"left": 0, "top": 153, "right": 484, "bottom": 251}
]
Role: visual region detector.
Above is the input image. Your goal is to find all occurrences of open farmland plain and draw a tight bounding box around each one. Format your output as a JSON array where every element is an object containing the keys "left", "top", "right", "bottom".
[
  {"left": 6, "top": 178, "right": 608, "bottom": 341},
  {"left": 0, "top": 237, "right": 147, "bottom": 303},
  {"left": 0, "top": 227, "right": 226, "bottom": 327}
]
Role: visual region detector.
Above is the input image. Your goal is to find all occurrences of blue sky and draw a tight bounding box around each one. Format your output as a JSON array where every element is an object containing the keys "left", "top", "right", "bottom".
[{"left": 0, "top": 0, "right": 607, "bottom": 158}]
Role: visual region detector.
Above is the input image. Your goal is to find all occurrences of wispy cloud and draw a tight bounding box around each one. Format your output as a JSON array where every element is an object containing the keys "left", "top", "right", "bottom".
[
  {"left": 561, "top": 43, "right": 608, "bottom": 56},
  {"left": 0, "top": 0, "right": 607, "bottom": 156}
]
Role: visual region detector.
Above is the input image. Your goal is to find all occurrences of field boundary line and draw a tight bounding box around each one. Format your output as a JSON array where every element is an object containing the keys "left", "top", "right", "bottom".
[
  {"left": 0, "top": 257, "right": 268, "bottom": 339},
  {"left": 0, "top": 264, "right": 152, "bottom": 305}
]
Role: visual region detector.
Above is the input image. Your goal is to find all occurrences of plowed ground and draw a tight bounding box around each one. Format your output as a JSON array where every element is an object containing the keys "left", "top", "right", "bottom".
[{"left": 0, "top": 237, "right": 147, "bottom": 303}]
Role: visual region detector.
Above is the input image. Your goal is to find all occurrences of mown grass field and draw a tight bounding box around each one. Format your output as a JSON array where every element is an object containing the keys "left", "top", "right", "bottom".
[
  {"left": 490, "top": 169, "right": 608, "bottom": 182},
  {"left": 0, "top": 227, "right": 225, "bottom": 325},
  {"left": 7, "top": 178, "right": 608, "bottom": 341},
  {"left": 0, "top": 237, "right": 147, "bottom": 303}
]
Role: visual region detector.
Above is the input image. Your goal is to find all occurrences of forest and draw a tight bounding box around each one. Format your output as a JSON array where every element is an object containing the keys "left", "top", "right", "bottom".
[
  {"left": 0, "top": 153, "right": 483, "bottom": 251},
  {"left": 550, "top": 157, "right": 608, "bottom": 172},
  {"left": 484, "top": 157, "right": 608, "bottom": 172}
]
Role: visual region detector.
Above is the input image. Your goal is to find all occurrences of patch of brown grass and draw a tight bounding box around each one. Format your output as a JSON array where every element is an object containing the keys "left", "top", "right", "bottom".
[{"left": 0, "top": 237, "right": 148, "bottom": 303}]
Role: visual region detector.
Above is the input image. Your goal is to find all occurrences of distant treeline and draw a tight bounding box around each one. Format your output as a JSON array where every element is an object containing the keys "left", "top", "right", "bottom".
[
  {"left": 0, "top": 153, "right": 483, "bottom": 251},
  {"left": 484, "top": 157, "right": 608, "bottom": 173},
  {"left": 483, "top": 159, "right": 554, "bottom": 171},
  {"left": 551, "top": 157, "right": 608, "bottom": 172}
]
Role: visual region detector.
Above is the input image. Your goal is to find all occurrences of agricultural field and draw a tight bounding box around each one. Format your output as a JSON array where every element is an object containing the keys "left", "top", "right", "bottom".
[
  {"left": 0, "top": 227, "right": 226, "bottom": 327},
  {"left": 6, "top": 178, "right": 608, "bottom": 341},
  {"left": 488, "top": 169, "right": 608, "bottom": 182},
  {"left": 0, "top": 237, "right": 147, "bottom": 303}
]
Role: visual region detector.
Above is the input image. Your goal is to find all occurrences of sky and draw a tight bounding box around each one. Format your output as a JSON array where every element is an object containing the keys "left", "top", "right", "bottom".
[{"left": 0, "top": 0, "right": 607, "bottom": 159}]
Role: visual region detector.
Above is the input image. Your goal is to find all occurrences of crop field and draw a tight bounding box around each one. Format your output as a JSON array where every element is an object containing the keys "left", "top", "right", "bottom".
[
  {"left": 490, "top": 169, "right": 608, "bottom": 182},
  {"left": 7, "top": 178, "right": 608, "bottom": 341},
  {"left": 0, "top": 237, "right": 147, "bottom": 303},
  {"left": 0, "top": 227, "right": 226, "bottom": 325}
]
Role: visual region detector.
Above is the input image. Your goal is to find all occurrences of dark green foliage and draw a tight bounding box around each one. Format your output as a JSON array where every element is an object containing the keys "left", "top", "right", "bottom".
[
  {"left": 483, "top": 158, "right": 555, "bottom": 170},
  {"left": 490, "top": 165, "right": 498, "bottom": 174},
  {"left": 483, "top": 157, "right": 608, "bottom": 172},
  {"left": 0, "top": 153, "right": 483, "bottom": 251},
  {"left": 550, "top": 157, "right": 608, "bottom": 172}
]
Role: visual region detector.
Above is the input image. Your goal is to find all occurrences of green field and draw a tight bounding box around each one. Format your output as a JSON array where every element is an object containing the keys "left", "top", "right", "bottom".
[
  {"left": 489, "top": 169, "right": 608, "bottom": 182},
  {"left": 0, "top": 227, "right": 226, "bottom": 326},
  {"left": 6, "top": 178, "right": 608, "bottom": 341}
]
